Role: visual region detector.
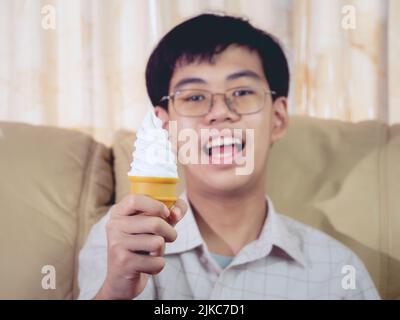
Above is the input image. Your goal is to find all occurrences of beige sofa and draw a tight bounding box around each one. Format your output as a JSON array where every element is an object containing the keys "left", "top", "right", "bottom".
[{"left": 0, "top": 117, "right": 399, "bottom": 299}]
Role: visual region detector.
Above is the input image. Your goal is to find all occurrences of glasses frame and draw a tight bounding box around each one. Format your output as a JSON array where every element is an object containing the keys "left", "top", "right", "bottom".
[{"left": 160, "top": 87, "right": 277, "bottom": 118}]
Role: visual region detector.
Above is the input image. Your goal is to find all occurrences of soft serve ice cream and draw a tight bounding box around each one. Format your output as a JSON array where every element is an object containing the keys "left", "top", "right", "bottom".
[{"left": 128, "top": 111, "right": 178, "bottom": 179}]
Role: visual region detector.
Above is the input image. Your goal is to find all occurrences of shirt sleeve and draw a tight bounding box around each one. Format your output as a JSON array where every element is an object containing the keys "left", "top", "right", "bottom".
[{"left": 77, "top": 208, "right": 157, "bottom": 300}]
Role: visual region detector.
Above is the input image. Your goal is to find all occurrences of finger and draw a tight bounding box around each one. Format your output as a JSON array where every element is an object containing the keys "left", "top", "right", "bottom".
[
  {"left": 131, "top": 254, "right": 165, "bottom": 275},
  {"left": 118, "top": 215, "right": 177, "bottom": 242},
  {"left": 110, "top": 247, "right": 165, "bottom": 276},
  {"left": 113, "top": 194, "right": 170, "bottom": 219},
  {"left": 120, "top": 234, "right": 165, "bottom": 257},
  {"left": 167, "top": 199, "right": 188, "bottom": 226}
]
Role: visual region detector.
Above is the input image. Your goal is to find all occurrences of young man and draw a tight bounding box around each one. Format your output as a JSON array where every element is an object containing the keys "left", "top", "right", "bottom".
[{"left": 78, "top": 14, "right": 379, "bottom": 300}]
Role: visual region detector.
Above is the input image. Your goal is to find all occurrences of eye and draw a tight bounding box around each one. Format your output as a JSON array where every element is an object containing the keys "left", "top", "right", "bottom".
[
  {"left": 184, "top": 94, "right": 205, "bottom": 102},
  {"left": 232, "top": 89, "right": 254, "bottom": 97}
]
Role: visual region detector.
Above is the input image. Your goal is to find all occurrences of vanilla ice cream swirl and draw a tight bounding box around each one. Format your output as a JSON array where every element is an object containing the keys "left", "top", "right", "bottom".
[{"left": 128, "top": 111, "right": 178, "bottom": 178}]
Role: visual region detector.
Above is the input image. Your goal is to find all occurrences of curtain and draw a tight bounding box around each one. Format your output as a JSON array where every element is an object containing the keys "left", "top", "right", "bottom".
[{"left": 0, "top": 0, "right": 398, "bottom": 144}]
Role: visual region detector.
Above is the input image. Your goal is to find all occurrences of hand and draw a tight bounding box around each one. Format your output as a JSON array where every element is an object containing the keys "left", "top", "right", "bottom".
[{"left": 94, "top": 194, "right": 187, "bottom": 300}]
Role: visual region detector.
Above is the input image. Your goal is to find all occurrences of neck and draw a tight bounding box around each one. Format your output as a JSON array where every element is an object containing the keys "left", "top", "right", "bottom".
[{"left": 186, "top": 180, "right": 268, "bottom": 257}]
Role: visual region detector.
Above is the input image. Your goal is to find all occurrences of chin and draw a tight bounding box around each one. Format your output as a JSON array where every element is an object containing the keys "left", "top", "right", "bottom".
[{"left": 187, "top": 164, "right": 256, "bottom": 195}]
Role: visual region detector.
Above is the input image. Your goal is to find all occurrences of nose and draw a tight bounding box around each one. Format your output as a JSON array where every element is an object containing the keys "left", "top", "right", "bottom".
[{"left": 204, "top": 93, "right": 240, "bottom": 124}]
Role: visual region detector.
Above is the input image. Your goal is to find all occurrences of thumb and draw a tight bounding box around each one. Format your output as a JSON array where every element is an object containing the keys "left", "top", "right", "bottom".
[{"left": 167, "top": 199, "right": 188, "bottom": 226}]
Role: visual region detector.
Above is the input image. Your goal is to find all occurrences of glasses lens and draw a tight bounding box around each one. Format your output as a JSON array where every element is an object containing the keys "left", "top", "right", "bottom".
[
  {"left": 174, "top": 90, "right": 211, "bottom": 116},
  {"left": 228, "top": 87, "right": 265, "bottom": 114}
]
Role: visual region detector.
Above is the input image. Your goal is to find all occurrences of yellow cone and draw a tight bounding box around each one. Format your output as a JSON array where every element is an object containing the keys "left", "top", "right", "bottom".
[{"left": 128, "top": 176, "right": 179, "bottom": 209}]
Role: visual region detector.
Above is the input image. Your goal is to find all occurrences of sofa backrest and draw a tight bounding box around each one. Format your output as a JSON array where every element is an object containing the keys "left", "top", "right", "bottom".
[
  {"left": 0, "top": 122, "right": 114, "bottom": 299},
  {"left": 266, "top": 117, "right": 400, "bottom": 300},
  {"left": 112, "top": 116, "right": 400, "bottom": 299},
  {"left": 1, "top": 117, "right": 398, "bottom": 299}
]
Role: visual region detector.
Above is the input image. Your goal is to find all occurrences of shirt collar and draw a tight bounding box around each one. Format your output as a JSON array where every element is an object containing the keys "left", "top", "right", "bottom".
[
  {"left": 165, "top": 192, "right": 306, "bottom": 268},
  {"left": 255, "top": 197, "right": 306, "bottom": 267}
]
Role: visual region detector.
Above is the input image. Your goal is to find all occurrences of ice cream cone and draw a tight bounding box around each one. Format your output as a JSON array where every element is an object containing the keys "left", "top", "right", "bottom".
[{"left": 128, "top": 176, "right": 179, "bottom": 209}]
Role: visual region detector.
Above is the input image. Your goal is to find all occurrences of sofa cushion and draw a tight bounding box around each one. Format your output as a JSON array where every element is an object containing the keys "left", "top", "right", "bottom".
[
  {"left": 113, "top": 130, "right": 135, "bottom": 204},
  {"left": 0, "top": 122, "right": 114, "bottom": 299},
  {"left": 112, "top": 116, "right": 398, "bottom": 299}
]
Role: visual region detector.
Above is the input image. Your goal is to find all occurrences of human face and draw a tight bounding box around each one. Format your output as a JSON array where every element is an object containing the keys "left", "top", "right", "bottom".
[{"left": 156, "top": 45, "right": 288, "bottom": 196}]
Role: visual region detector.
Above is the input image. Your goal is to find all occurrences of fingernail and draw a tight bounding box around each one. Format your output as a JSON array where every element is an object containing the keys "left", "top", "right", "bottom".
[
  {"left": 163, "top": 205, "right": 170, "bottom": 217},
  {"left": 173, "top": 206, "right": 181, "bottom": 219}
]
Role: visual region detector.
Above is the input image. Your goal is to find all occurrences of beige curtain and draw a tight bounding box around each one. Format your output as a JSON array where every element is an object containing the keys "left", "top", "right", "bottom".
[{"left": 0, "top": 0, "right": 398, "bottom": 144}]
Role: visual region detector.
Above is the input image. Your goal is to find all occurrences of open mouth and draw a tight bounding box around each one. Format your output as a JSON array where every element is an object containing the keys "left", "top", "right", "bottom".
[{"left": 202, "top": 135, "right": 246, "bottom": 163}]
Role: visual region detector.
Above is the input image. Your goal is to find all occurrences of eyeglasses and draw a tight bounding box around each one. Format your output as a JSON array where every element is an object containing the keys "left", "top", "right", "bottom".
[{"left": 160, "top": 86, "right": 276, "bottom": 117}]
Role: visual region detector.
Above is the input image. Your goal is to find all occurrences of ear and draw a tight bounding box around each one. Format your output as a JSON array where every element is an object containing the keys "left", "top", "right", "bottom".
[
  {"left": 270, "top": 97, "right": 289, "bottom": 143},
  {"left": 154, "top": 106, "right": 170, "bottom": 130}
]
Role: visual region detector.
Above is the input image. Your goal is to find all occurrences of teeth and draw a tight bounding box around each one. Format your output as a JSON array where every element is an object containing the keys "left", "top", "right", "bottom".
[
  {"left": 203, "top": 136, "right": 245, "bottom": 156},
  {"left": 206, "top": 136, "right": 242, "bottom": 149}
]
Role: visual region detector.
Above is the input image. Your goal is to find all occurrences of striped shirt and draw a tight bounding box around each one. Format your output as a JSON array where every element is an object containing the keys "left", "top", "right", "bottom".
[{"left": 78, "top": 192, "right": 380, "bottom": 300}]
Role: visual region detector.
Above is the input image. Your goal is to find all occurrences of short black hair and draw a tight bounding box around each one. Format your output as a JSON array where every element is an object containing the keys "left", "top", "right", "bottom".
[{"left": 145, "top": 13, "right": 289, "bottom": 109}]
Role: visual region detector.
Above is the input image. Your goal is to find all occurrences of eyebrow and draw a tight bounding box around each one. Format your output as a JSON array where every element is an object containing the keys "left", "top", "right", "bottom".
[
  {"left": 173, "top": 78, "right": 206, "bottom": 91},
  {"left": 226, "top": 70, "right": 262, "bottom": 81},
  {"left": 172, "top": 70, "right": 262, "bottom": 91}
]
